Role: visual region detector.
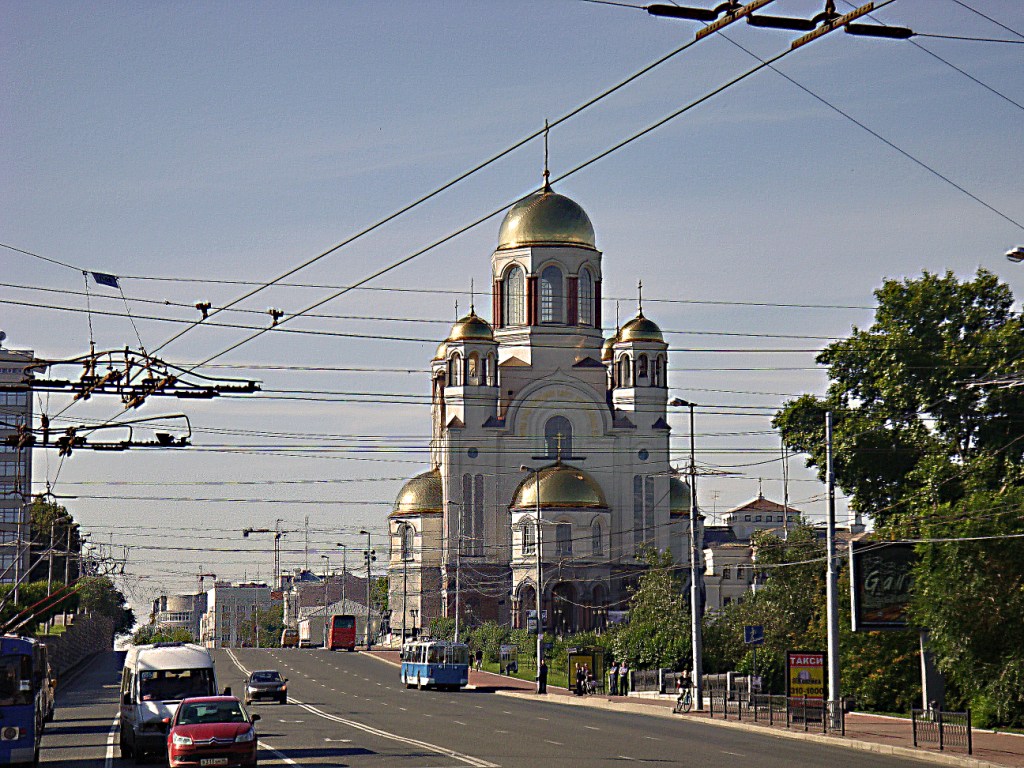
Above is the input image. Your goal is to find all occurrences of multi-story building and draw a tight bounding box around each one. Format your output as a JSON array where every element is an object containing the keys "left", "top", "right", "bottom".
[
  {"left": 0, "top": 338, "right": 34, "bottom": 584},
  {"left": 152, "top": 592, "right": 207, "bottom": 639},
  {"left": 199, "top": 581, "right": 272, "bottom": 648}
]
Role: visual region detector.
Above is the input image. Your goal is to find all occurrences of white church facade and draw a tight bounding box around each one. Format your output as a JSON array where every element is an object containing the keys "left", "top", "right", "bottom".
[{"left": 387, "top": 183, "right": 698, "bottom": 637}]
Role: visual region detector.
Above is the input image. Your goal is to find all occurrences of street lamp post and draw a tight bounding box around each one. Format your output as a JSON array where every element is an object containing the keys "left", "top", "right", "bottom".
[
  {"left": 520, "top": 465, "right": 544, "bottom": 694},
  {"left": 397, "top": 524, "right": 410, "bottom": 646},
  {"left": 320, "top": 554, "right": 330, "bottom": 649},
  {"left": 358, "top": 530, "right": 374, "bottom": 649},
  {"left": 672, "top": 398, "right": 704, "bottom": 711},
  {"left": 334, "top": 543, "right": 347, "bottom": 607}
]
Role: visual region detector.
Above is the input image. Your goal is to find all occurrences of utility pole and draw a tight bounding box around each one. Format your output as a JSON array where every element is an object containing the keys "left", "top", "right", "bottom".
[
  {"left": 359, "top": 530, "right": 374, "bottom": 649},
  {"left": 686, "top": 401, "right": 704, "bottom": 712},
  {"left": 782, "top": 438, "right": 790, "bottom": 540},
  {"left": 320, "top": 555, "right": 329, "bottom": 649},
  {"left": 64, "top": 525, "right": 73, "bottom": 585},
  {"left": 400, "top": 526, "right": 409, "bottom": 646},
  {"left": 520, "top": 465, "right": 544, "bottom": 693},
  {"left": 46, "top": 521, "right": 55, "bottom": 597},
  {"left": 304, "top": 515, "right": 309, "bottom": 573},
  {"left": 825, "top": 411, "right": 841, "bottom": 722},
  {"left": 455, "top": 506, "right": 462, "bottom": 643}
]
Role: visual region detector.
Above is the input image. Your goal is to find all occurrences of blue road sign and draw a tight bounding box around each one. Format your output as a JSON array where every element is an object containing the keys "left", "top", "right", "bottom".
[{"left": 744, "top": 625, "right": 765, "bottom": 646}]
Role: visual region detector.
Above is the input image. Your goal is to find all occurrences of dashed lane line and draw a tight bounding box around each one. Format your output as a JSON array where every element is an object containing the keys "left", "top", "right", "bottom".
[
  {"left": 258, "top": 740, "right": 303, "bottom": 766},
  {"left": 104, "top": 715, "right": 119, "bottom": 768}
]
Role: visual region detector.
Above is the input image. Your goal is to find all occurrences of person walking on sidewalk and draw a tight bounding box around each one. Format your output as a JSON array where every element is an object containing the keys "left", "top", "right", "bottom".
[{"left": 538, "top": 659, "right": 548, "bottom": 694}]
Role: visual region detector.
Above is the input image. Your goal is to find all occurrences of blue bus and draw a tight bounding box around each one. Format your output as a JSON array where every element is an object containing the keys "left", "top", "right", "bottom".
[
  {"left": 0, "top": 636, "right": 45, "bottom": 766},
  {"left": 400, "top": 640, "right": 470, "bottom": 691}
]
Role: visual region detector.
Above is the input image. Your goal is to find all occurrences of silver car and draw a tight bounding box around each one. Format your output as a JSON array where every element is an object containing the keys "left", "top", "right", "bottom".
[{"left": 244, "top": 669, "right": 288, "bottom": 704}]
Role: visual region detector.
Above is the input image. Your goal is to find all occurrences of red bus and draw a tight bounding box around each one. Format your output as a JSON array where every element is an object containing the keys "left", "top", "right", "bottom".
[{"left": 328, "top": 614, "right": 357, "bottom": 651}]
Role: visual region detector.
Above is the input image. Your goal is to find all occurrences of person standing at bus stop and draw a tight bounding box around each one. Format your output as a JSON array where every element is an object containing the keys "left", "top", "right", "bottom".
[
  {"left": 609, "top": 660, "right": 620, "bottom": 696},
  {"left": 538, "top": 659, "right": 548, "bottom": 694}
]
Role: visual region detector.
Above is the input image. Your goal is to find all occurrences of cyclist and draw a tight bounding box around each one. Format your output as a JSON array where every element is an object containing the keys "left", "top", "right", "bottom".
[{"left": 674, "top": 670, "right": 693, "bottom": 713}]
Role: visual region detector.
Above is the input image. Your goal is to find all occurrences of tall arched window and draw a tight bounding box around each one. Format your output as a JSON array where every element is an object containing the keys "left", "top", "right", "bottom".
[
  {"left": 555, "top": 522, "right": 572, "bottom": 555},
  {"left": 578, "top": 268, "right": 594, "bottom": 326},
  {"left": 486, "top": 353, "right": 496, "bottom": 386},
  {"left": 522, "top": 523, "right": 536, "bottom": 555},
  {"left": 503, "top": 266, "right": 525, "bottom": 326},
  {"left": 591, "top": 520, "right": 603, "bottom": 556},
  {"left": 449, "top": 352, "right": 462, "bottom": 386},
  {"left": 468, "top": 352, "right": 480, "bottom": 385},
  {"left": 618, "top": 355, "right": 631, "bottom": 388},
  {"left": 401, "top": 524, "right": 414, "bottom": 560},
  {"left": 637, "top": 354, "right": 649, "bottom": 381},
  {"left": 540, "top": 265, "right": 563, "bottom": 323},
  {"left": 545, "top": 415, "right": 573, "bottom": 459}
]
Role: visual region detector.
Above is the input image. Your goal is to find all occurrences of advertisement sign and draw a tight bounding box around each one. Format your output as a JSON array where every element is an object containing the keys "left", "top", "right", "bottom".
[
  {"left": 849, "top": 540, "right": 916, "bottom": 631},
  {"left": 743, "top": 625, "right": 764, "bottom": 646},
  {"left": 786, "top": 651, "right": 825, "bottom": 699}
]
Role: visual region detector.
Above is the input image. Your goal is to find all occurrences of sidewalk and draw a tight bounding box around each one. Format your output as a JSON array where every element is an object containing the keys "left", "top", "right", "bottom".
[{"left": 366, "top": 650, "right": 1024, "bottom": 768}]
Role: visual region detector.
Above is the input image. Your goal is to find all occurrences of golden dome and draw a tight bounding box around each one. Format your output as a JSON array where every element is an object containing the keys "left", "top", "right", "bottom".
[
  {"left": 391, "top": 468, "right": 443, "bottom": 517},
  {"left": 669, "top": 476, "right": 692, "bottom": 518},
  {"left": 497, "top": 188, "right": 596, "bottom": 251},
  {"left": 619, "top": 313, "right": 664, "bottom": 344},
  {"left": 511, "top": 463, "right": 608, "bottom": 509},
  {"left": 434, "top": 341, "right": 447, "bottom": 360},
  {"left": 601, "top": 333, "right": 619, "bottom": 362},
  {"left": 447, "top": 311, "right": 494, "bottom": 343}
]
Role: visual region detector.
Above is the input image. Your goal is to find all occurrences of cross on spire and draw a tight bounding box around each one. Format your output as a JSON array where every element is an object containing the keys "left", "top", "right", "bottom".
[
  {"left": 554, "top": 432, "right": 565, "bottom": 461},
  {"left": 470, "top": 279, "right": 475, "bottom": 314},
  {"left": 638, "top": 280, "right": 644, "bottom": 315},
  {"left": 543, "top": 119, "right": 551, "bottom": 191}
]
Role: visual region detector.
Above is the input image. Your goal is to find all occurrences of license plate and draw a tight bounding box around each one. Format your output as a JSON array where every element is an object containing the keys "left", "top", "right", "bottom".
[{"left": 200, "top": 759, "right": 229, "bottom": 767}]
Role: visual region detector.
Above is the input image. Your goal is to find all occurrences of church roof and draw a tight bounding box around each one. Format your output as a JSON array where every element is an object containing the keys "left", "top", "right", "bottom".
[
  {"left": 601, "top": 332, "right": 618, "bottom": 362},
  {"left": 669, "top": 476, "right": 692, "bottom": 517},
  {"left": 390, "top": 468, "right": 443, "bottom": 517},
  {"left": 496, "top": 187, "right": 597, "bottom": 251},
  {"left": 511, "top": 462, "right": 608, "bottom": 510},
  {"left": 447, "top": 311, "right": 493, "bottom": 343},
  {"left": 619, "top": 312, "right": 664, "bottom": 344},
  {"left": 725, "top": 495, "right": 802, "bottom": 518}
]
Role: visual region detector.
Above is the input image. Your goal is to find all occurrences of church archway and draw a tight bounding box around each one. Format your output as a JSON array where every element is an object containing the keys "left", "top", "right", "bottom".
[{"left": 551, "top": 582, "right": 576, "bottom": 635}]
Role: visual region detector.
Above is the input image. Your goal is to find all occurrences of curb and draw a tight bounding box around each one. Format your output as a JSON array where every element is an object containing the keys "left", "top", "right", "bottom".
[{"left": 493, "top": 689, "right": 1005, "bottom": 768}]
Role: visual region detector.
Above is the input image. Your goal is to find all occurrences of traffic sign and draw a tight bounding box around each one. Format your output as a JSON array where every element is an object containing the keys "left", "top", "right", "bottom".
[{"left": 744, "top": 625, "right": 765, "bottom": 646}]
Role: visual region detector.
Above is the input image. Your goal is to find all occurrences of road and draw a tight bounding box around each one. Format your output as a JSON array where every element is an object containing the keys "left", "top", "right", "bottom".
[{"left": 41, "top": 648, "right": 929, "bottom": 767}]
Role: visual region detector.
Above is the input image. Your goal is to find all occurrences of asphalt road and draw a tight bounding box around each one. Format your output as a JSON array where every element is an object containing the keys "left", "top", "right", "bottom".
[{"left": 40, "top": 648, "right": 930, "bottom": 767}]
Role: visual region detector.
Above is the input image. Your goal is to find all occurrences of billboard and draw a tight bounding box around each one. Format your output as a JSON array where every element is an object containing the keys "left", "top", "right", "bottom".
[
  {"left": 786, "top": 651, "right": 825, "bottom": 699},
  {"left": 849, "top": 540, "right": 917, "bottom": 631}
]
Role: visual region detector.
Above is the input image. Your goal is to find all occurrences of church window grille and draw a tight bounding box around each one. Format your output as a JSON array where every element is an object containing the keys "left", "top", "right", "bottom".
[
  {"left": 540, "top": 265, "right": 563, "bottom": 323},
  {"left": 555, "top": 522, "right": 572, "bottom": 555},
  {"left": 544, "top": 416, "right": 573, "bottom": 459},
  {"left": 449, "top": 353, "right": 462, "bottom": 386},
  {"left": 637, "top": 354, "right": 649, "bottom": 381},
  {"left": 504, "top": 267, "right": 525, "bottom": 326},
  {"left": 459, "top": 474, "right": 485, "bottom": 556},
  {"left": 591, "top": 521, "right": 603, "bottom": 556},
  {"left": 579, "top": 268, "right": 594, "bottom": 326},
  {"left": 522, "top": 523, "right": 536, "bottom": 555}
]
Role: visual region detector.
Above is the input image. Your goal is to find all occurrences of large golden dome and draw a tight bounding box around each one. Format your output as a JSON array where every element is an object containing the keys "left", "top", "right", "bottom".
[
  {"left": 619, "top": 313, "right": 664, "bottom": 344},
  {"left": 511, "top": 463, "right": 608, "bottom": 509},
  {"left": 447, "top": 311, "right": 494, "bottom": 343},
  {"left": 669, "top": 476, "right": 692, "bottom": 518},
  {"left": 497, "top": 188, "right": 596, "bottom": 251},
  {"left": 391, "top": 468, "right": 443, "bottom": 517}
]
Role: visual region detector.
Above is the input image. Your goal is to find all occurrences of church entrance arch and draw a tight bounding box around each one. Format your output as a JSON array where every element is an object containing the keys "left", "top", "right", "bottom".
[
  {"left": 516, "top": 584, "right": 536, "bottom": 630},
  {"left": 551, "top": 582, "right": 576, "bottom": 636}
]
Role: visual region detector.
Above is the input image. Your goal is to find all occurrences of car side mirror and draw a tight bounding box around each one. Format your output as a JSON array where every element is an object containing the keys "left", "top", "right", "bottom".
[{"left": 251, "top": 714, "right": 261, "bottom": 723}]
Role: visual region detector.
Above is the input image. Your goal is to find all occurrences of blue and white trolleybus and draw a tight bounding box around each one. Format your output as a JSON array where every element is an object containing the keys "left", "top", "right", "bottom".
[{"left": 400, "top": 640, "right": 470, "bottom": 691}]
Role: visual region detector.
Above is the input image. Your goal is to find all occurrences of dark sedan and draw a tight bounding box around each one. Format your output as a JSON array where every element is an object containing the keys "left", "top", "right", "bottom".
[{"left": 244, "top": 670, "right": 287, "bottom": 705}]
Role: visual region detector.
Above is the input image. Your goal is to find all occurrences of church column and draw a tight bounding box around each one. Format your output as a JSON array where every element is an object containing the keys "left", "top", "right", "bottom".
[
  {"left": 493, "top": 279, "right": 503, "bottom": 328},
  {"left": 566, "top": 275, "right": 578, "bottom": 325}
]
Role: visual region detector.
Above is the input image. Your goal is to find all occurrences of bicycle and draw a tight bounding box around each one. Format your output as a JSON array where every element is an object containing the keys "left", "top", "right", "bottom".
[{"left": 673, "top": 681, "right": 693, "bottom": 714}]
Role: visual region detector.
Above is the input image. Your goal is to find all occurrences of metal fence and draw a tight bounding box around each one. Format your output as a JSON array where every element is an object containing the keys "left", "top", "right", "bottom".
[
  {"left": 707, "top": 693, "right": 845, "bottom": 736},
  {"left": 912, "top": 708, "right": 973, "bottom": 755}
]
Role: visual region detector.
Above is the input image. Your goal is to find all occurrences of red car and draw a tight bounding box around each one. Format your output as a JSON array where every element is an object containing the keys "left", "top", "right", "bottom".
[{"left": 165, "top": 696, "right": 260, "bottom": 767}]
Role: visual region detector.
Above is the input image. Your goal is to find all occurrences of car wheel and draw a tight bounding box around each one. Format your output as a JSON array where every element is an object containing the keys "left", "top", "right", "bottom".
[
  {"left": 119, "top": 729, "right": 133, "bottom": 758},
  {"left": 278, "top": 695, "right": 286, "bottom": 704}
]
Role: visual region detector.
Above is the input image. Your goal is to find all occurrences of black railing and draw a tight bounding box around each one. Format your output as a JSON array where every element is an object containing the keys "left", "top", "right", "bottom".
[
  {"left": 912, "top": 708, "right": 972, "bottom": 755},
  {"left": 708, "top": 693, "right": 845, "bottom": 735}
]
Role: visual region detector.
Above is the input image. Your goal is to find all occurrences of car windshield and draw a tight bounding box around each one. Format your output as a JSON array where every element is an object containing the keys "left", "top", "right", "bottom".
[
  {"left": 176, "top": 700, "right": 248, "bottom": 726},
  {"left": 251, "top": 671, "right": 281, "bottom": 683},
  {"left": 139, "top": 668, "right": 215, "bottom": 702},
  {"left": 0, "top": 655, "right": 33, "bottom": 707}
]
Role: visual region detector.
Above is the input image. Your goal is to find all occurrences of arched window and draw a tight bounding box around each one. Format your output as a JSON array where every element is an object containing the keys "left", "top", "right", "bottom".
[
  {"left": 656, "top": 354, "right": 666, "bottom": 388},
  {"left": 618, "top": 355, "right": 631, "bottom": 388},
  {"left": 504, "top": 266, "right": 525, "bottom": 326},
  {"left": 540, "top": 265, "right": 563, "bottom": 323},
  {"left": 637, "top": 354, "right": 649, "bottom": 381},
  {"left": 461, "top": 474, "right": 473, "bottom": 554},
  {"left": 578, "top": 268, "right": 594, "bottom": 326},
  {"left": 468, "top": 353, "right": 480, "bottom": 385},
  {"left": 555, "top": 522, "right": 572, "bottom": 555},
  {"left": 522, "top": 523, "right": 536, "bottom": 555},
  {"left": 473, "top": 474, "right": 484, "bottom": 556},
  {"left": 401, "top": 524, "right": 414, "bottom": 560},
  {"left": 591, "top": 521, "right": 603, "bottom": 556},
  {"left": 486, "top": 354, "right": 496, "bottom": 386},
  {"left": 545, "top": 415, "right": 573, "bottom": 459},
  {"left": 449, "top": 353, "right": 462, "bottom": 386}
]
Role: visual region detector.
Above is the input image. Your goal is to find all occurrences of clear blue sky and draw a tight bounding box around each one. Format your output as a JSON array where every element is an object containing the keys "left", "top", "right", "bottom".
[{"left": 3, "top": 1, "right": 1022, "bottom": 606}]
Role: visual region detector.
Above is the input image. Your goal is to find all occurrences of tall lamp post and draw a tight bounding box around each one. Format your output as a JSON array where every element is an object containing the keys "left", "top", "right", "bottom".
[
  {"left": 358, "top": 530, "right": 375, "bottom": 649},
  {"left": 520, "top": 465, "right": 544, "bottom": 693},
  {"left": 334, "top": 543, "right": 347, "bottom": 607},
  {"left": 320, "top": 554, "right": 330, "bottom": 649},
  {"left": 671, "top": 398, "right": 704, "bottom": 711},
  {"left": 396, "top": 523, "right": 411, "bottom": 646}
]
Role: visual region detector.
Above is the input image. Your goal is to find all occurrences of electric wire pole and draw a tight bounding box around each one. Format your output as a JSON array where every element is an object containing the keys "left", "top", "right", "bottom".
[{"left": 825, "top": 411, "right": 841, "bottom": 722}]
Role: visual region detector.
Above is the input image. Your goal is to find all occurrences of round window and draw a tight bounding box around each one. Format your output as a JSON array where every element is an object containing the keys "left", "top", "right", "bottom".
[
  {"left": 467, "top": 448, "right": 479, "bottom": 459},
  {"left": 638, "top": 449, "right": 649, "bottom": 461}
]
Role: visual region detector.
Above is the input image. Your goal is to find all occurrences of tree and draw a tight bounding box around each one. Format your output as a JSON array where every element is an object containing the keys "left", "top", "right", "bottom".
[
  {"left": 370, "top": 576, "right": 389, "bottom": 613},
  {"left": 774, "top": 269, "right": 1024, "bottom": 528},
  {"left": 240, "top": 604, "right": 285, "bottom": 648},
  {"left": 611, "top": 549, "right": 690, "bottom": 669},
  {"left": 132, "top": 624, "right": 194, "bottom": 645},
  {"left": 77, "top": 576, "right": 135, "bottom": 635},
  {"left": 29, "top": 496, "right": 82, "bottom": 584}
]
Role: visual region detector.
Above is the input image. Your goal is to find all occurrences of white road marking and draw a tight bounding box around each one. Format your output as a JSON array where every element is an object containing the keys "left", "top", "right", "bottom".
[
  {"left": 644, "top": 736, "right": 660, "bottom": 741},
  {"left": 259, "top": 740, "right": 302, "bottom": 766},
  {"left": 721, "top": 751, "right": 744, "bottom": 757},
  {"left": 453, "top": 720, "right": 467, "bottom": 726},
  {"left": 495, "top": 730, "right": 509, "bottom": 734},
  {"left": 325, "top": 738, "right": 353, "bottom": 743},
  {"left": 537, "top": 716, "right": 549, "bottom": 721},
  {"left": 104, "top": 715, "right": 119, "bottom": 768},
  {"left": 618, "top": 756, "right": 636, "bottom": 762},
  {"left": 544, "top": 740, "right": 563, "bottom": 746},
  {"left": 584, "top": 725, "right": 600, "bottom": 731}
]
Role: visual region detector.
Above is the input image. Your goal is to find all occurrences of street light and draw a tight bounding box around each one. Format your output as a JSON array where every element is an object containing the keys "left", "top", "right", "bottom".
[
  {"left": 320, "top": 554, "right": 330, "bottom": 649},
  {"left": 520, "top": 464, "right": 545, "bottom": 694},
  {"left": 396, "top": 523, "right": 412, "bottom": 646},
  {"left": 671, "top": 398, "right": 704, "bottom": 712},
  {"left": 1007, "top": 246, "right": 1024, "bottom": 263},
  {"left": 358, "top": 530, "right": 375, "bottom": 649},
  {"left": 334, "top": 543, "right": 347, "bottom": 606}
]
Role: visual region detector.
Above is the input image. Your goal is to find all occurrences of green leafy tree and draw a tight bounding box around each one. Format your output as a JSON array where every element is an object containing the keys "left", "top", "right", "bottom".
[
  {"left": 774, "top": 269, "right": 1024, "bottom": 528},
  {"left": 76, "top": 576, "right": 135, "bottom": 635},
  {"left": 132, "top": 624, "right": 194, "bottom": 645},
  {"left": 611, "top": 549, "right": 690, "bottom": 669},
  {"left": 28, "top": 496, "right": 82, "bottom": 584},
  {"left": 370, "top": 576, "right": 389, "bottom": 613},
  {"left": 240, "top": 604, "right": 285, "bottom": 648}
]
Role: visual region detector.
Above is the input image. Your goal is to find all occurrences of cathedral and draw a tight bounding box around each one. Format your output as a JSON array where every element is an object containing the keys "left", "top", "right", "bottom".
[{"left": 387, "top": 181, "right": 698, "bottom": 638}]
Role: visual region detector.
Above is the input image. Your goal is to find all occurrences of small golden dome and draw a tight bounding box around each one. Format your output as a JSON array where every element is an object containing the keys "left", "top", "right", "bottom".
[
  {"left": 511, "top": 463, "right": 608, "bottom": 509},
  {"left": 497, "top": 188, "right": 596, "bottom": 251},
  {"left": 619, "top": 313, "right": 664, "bottom": 344},
  {"left": 669, "top": 476, "right": 692, "bottom": 518},
  {"left": 601, "top": 333, "right": 619, "bottom": 362},
  {"left": 448, "top": 311, "right": 494, "bottom": 343},
  {"left": 391, "top": 468, "right": 443, "bottom": 517},
  {"left": 434, "top": 341, "right": 447, "bottom": 360}
]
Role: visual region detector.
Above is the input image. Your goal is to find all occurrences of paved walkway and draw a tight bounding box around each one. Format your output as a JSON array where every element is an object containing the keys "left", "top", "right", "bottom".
[{"left": 367, "top": 650, "right": 1024, "bottom": 767}]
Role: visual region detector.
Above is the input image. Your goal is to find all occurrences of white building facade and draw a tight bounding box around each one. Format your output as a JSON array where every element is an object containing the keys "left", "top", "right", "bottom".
[
  {"left": 199, "top": 581, "right": 272, "bottom": 648},
  {"left": 388, "top": 184, "right": 699, "bottom": 635}
]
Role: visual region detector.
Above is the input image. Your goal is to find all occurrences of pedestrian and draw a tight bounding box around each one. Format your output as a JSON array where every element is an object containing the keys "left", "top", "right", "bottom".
[
  {"left": 609, "top": 660, "right": 619, "bottom": 696},
  {"left": 538, "top": 659, "right": 548, "bottom": 694},
  {"left": 575, "top": 663, "right": 585, "bottom": 696},
  {"left": 619, "top": 661, "right": 629, "bottom": 695},
  {"left": 475, "top": 648, "right": 483, "bottom": 671}
]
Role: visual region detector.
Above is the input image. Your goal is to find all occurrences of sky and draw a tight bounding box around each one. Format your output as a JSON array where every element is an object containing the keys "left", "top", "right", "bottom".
[{"left": 2, "top": 0, "right": 1022, "bottom": 612}]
